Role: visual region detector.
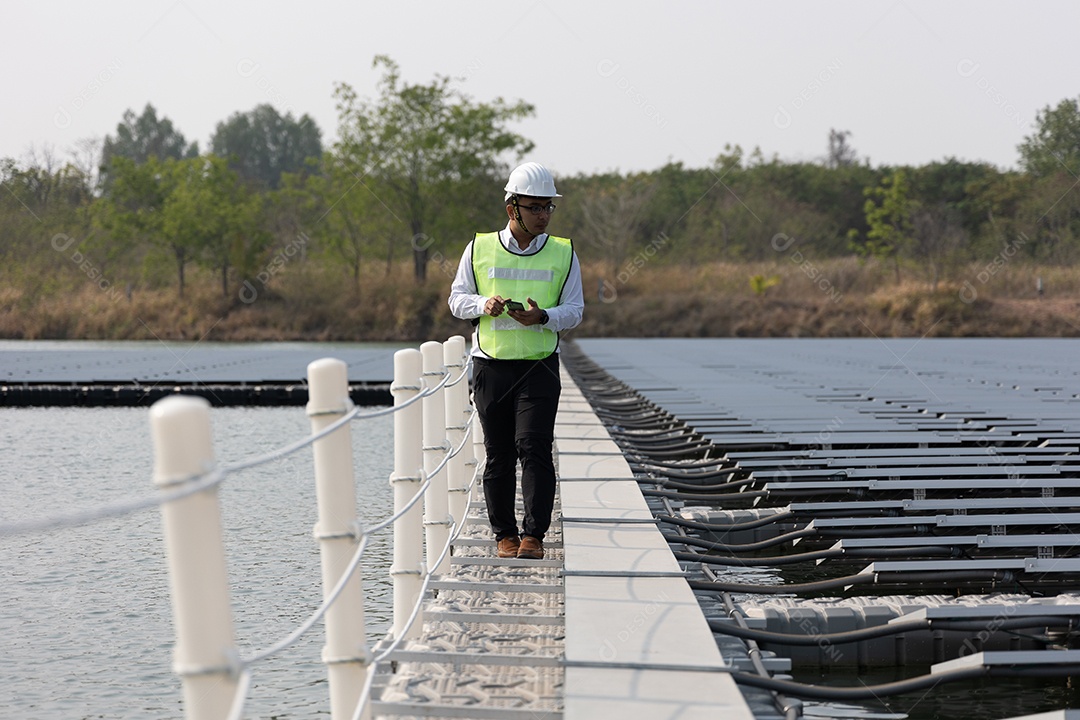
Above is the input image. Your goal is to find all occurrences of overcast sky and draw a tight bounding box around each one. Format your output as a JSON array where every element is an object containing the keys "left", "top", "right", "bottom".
[{"left": 4, "top": 1, "right": 1077, "bottom": 178}]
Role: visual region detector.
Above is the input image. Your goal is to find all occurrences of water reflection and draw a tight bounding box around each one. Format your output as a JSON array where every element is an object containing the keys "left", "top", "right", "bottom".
[{"left": 0, "top": 406, "right": 395, "bottom": 719}]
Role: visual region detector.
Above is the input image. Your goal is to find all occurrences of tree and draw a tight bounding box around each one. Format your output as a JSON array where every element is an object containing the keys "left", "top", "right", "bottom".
[
  {"left": 103, "top": 155, "right": 242, "bottom": 299},
  {"left": 855, "top": 169, "right": 915, "bottom": 280},
  {"left": 1018, "top": 96, "right": 1080, "bottom": 178},
  {"left": 100, "top": 104, "right": 197, "bottom": 188},
  {"left": 211, "top": 104, "right": 322, "bottom": 190},
  {"left": 333, "top": 55, "right": 534, "bottom": 282},
  {"left": 906, "top": 159, "right": 996, "bottom": 241},
  {"left": 1017, "top": 174, "right": 1080, "bottom": 263},
  {"left": 826, "top": 129, "right": 857, "bottom": 169},
  {"left": 578, "top": 173, "right": 657, "bottom": 274},
  {"left": 965, "top": 170, "right": 1032, "bottom": 258},
  {"left": 910, "top": 203, "right": 966, "bottom": 289},
  {"left": 98, "top": 156, "right": 178, "bottom": 291},
  {"left": 2, "top": 146, "right": 95, "bottom": 226},
  {"left": 0, "top": 152, "right": 95, "bottom": 272},
  {"left": 286, "top": 155, "right": 395, "bottom": 291},
  {"left": 163, "top": 156, "right": 261, "bottom": 298}
]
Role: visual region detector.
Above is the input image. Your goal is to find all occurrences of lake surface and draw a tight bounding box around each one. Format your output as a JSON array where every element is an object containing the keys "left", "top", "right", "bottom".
[{"left": 0, "top": 405, "right": 395, "bottom": 719}]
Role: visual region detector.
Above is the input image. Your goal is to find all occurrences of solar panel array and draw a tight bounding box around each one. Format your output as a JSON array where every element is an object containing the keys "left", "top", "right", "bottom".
[
  {"left": 0, "top": 342, "right": 401, "bottom": 383},
  {"left": 577, "top": 338, "right": 1080, "bottom": 593}
]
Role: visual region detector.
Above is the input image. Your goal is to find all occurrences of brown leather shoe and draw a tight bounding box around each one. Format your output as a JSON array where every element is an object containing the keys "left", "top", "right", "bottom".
[
  {"left": 497, "top": 536, "right": 521, "bottom": 558},
  {"left": 517, "top": 535, "right": 544, "bottom": 560}
]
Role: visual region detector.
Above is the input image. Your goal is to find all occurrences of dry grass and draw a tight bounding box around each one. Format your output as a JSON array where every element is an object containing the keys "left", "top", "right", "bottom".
[
  {"left": 576, "top": 258, "right": 1080, "bottom": 339},
  {"left": 2, "top": 259, "right": 1078, "bottom": 341}
]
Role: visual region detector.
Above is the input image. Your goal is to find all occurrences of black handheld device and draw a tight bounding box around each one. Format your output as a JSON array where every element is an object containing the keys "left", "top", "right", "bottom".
[{"left": 505, "top": 300, "right": 525, "bottom": 311}]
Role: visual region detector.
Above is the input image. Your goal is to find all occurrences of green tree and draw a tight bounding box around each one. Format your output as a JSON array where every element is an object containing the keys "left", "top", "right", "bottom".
[
  {"left": 965, "top": 170, "right": 1032, "bottom": 258},
  {"left": 1018, "top": 96, "right": 1080, "bottom": 178},
  {"left": 1017, "top": 174, "right": 1080, "bottom": 263},
  {"left": 906, "top": 158, "right": 996, "bottom": 243},
  {"left": 163, "top": 156, "right": 262, "bottom": 298},
  {"left": 98, "top": 155, "right": 178, "bottom": 291},
  {"left": 101, "top": 104, "right": 197, "bottom": 189},
  {"left": 287, "top": 155, "right": 395, "bottom": 291},
  {"left": 855, "top": 169, "right": 914, "bottom": 280},
  {"left": 211, "top": 104, "right": 322, "bottom": 190},
  {"left": 333, "top": 55, "right": 534, "bottom": 282},
  {"left": 0, "top": 154, "right": 93, "bottom": 275}
]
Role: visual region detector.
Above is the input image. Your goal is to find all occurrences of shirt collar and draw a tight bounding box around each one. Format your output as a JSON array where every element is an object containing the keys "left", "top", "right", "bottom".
[{"left": 500, "top": 223, "right": 547, "bottom": 255}]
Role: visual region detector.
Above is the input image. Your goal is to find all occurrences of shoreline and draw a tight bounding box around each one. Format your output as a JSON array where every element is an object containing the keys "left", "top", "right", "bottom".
[{"left": 4, "top": 260, "right": 1079, "bottom": 342}]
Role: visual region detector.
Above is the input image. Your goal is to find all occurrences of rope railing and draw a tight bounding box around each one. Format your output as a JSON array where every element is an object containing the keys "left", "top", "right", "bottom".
[
  {"left": 0, "top": 335, "right": 477, "bottom": 719},
  {"left": 352, "top": 459, "right": 483, "bottom": 720},
  {"left": 223, "top": 411, "right": 481, "bottom": 720},
  {"left": 6, "top": 334, "right": 475, "bottom": 720}
]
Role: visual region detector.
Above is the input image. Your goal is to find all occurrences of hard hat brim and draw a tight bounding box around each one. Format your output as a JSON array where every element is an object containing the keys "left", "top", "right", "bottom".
[{"left": 505, "top": 191, "right": 562, "bottom": 201}]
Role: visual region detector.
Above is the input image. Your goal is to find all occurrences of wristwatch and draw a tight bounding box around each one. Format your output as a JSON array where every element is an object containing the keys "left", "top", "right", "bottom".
[{"left": 539, "top": 309, "right": 550, "bottom": 325}]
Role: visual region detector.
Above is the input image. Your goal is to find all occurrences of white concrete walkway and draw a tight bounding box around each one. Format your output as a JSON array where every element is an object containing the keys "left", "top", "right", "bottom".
[{"left": 370, "top": 366, "right": 753, "bottom": 719}]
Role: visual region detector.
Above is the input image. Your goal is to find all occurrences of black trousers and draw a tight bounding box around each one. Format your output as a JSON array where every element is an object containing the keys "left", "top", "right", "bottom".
[{"left": 473, "top": 353, "right": 561, "bottom": 542}]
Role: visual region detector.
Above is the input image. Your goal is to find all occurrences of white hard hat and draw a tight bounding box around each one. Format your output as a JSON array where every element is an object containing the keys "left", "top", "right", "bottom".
[{"left": 504, "top": 162, "right": 561, "bottom": 201}]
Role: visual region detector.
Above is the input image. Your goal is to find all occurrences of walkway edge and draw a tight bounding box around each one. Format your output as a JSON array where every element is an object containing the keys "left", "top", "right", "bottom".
[{"left": 556, "top": 369, "right": 755, "bottom": 720}]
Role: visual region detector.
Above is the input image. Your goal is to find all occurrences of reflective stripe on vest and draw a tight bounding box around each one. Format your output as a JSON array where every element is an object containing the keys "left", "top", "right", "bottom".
[{"left": 472, "top": 232, "right": 573, "bottom": 360}]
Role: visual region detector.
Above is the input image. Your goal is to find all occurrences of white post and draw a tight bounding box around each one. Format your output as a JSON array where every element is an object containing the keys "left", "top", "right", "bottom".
[
  {"left": 389, "top": 348, "right": 424, "bottom": 640},
  {"left": 150, "top": 395, "right": 238, "bottom": 720},
  {"left": 443, "top": 336, "right": 469, "bottom": 530},
  {"left": 306, "top": 359, "right": 368, "bottom": 720},
  {"left": 420, "top": 340, "right": 451, "bottom": 575}
]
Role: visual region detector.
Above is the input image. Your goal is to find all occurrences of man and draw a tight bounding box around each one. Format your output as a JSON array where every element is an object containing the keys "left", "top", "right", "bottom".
[{"left": 448, "top": 162, "right": 584, "bottom": 560}]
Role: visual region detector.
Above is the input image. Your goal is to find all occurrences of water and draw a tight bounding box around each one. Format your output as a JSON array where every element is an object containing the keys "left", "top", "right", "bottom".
[{"left": 0, "top": 405, "right": 395, "bottom": 719}]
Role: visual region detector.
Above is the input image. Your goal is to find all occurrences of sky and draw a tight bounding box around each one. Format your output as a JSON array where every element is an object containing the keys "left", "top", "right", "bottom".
[{"left": 3, "top": 1, "right": 1078, "bottom": 178}]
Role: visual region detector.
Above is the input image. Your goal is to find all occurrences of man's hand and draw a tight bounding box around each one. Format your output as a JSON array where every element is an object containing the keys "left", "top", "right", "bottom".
[
  {"left": 484, "top": 296, "right": 507, "bottom": 317},
  {"left": 508, "top": 297, "right": 545, "bottom": 326}
]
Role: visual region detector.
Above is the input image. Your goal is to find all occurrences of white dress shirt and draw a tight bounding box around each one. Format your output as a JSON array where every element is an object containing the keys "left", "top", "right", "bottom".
[{"left": 448, "top": 223, "right": 585, "bottom": 358}]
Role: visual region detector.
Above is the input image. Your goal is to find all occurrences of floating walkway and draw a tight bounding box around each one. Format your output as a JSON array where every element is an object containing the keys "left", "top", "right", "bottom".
[{"left": 368, "top": 360, "right": 755, "bottom": 719}]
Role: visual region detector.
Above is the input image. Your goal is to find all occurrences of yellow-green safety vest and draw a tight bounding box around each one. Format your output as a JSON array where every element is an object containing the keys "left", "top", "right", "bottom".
[{"left": 472, "top": 232, "right": 574, "bottom": 360}]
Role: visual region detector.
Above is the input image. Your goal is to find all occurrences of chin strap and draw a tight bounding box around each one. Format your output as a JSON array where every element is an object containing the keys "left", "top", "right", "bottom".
[{"left": 511, "top": 197, "right": 538, "bottom": 238}]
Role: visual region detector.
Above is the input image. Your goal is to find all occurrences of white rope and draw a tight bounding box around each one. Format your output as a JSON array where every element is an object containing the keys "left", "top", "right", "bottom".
[
  {"left": 0, "top": 468, "right": 226, "bottom": 537},
  {"left": 351, "top": 516, "right": 461, "bottom": 720},
  {"left": 243, "top": 533, "right": 373, "bottom": 665},
  {"left": 224, "top": 406, "right": 477, "bottom": 673},
  {"left": 365, "top": 413, "right": 473, "bottom": 537},
  {"left": 350, "top": 449, "right": 483, "bottom": 720},
  {"left": 237, "top": 410, "right": 478, "bottom": 717},
  {"left": 225, "top": 667, "right": 253, "bottom": 720}
]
